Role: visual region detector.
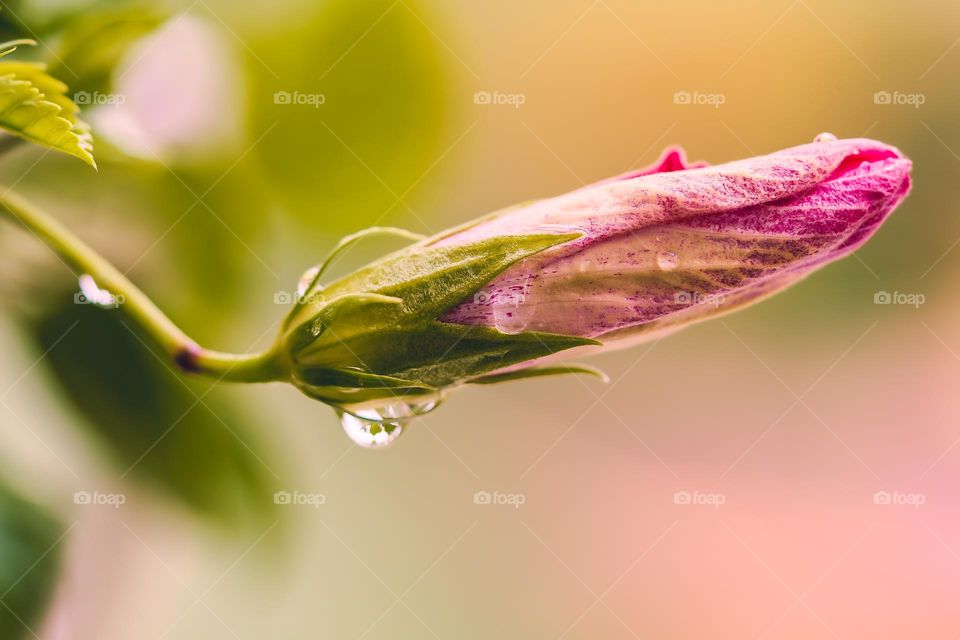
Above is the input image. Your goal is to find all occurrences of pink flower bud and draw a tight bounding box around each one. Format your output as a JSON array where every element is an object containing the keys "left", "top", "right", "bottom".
[{"left": 437, "top": 137, "right": 911, "bottom": 345}]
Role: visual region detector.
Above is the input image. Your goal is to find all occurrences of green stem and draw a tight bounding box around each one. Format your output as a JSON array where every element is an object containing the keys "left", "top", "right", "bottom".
[{"left": 0, "top": 187, "right": 289, "bottom": 383}]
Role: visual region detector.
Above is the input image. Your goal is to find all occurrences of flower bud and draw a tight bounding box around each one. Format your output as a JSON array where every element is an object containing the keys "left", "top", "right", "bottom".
[
  {"left": 280, "top": 136, "right": 911, "bottom": 411},
  {"left": 440, "top": 137, "right": 911, "bottom": 345}
]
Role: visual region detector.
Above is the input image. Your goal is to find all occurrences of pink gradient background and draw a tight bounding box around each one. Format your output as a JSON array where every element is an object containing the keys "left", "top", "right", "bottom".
[{"left": 1, "top": 0, "right": 957, "bottom": 638}]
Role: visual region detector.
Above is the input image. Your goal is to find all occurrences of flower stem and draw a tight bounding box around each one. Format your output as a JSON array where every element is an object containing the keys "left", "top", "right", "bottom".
[{"left": 0, "top": 187, "right": 289, "bottom": 383}]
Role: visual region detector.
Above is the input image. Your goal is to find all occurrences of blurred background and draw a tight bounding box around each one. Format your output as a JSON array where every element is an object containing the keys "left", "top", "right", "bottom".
[{"left": 0, "top": 0, "right": 957, "bottom": 637}]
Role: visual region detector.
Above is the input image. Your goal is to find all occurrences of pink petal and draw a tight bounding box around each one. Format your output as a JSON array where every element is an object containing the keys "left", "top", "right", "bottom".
[{"left": 438, "top": 137, "right": 911, "bottom": 343}]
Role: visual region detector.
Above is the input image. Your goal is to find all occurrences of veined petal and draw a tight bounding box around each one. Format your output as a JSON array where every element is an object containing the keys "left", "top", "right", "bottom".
[{"left": 439, "top": 137, "right": 911, "bottom": 342}]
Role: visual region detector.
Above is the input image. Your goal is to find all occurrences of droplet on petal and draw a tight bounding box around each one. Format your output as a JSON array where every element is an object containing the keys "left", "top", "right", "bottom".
[
  {"left": 494, "top": 305, "right": 530, "bottom": 334},
  {"left": 656, "top": 251, "right": 679, "bottom": 271},
  {"left": 296, "top": 265, "right": 320, "bottom": 299}
]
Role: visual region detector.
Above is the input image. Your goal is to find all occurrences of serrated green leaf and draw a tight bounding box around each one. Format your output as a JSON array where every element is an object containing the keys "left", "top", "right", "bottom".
[
  {"left": 467, "top": 363, "right": 609, "bottom": 385},
  {"left": 0, "top": 485, "right": 64, "bottom": 640},
  {"left": 0, "top": 62, "right": 95, "bottom": 167}
]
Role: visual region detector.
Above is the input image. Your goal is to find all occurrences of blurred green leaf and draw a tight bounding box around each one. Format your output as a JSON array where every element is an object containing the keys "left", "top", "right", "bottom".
[
  {"left": 28, "top": 298, "right": 278, "bottom": 528},
  {"left": 249, "top": 0, "right": 448, "bottom": 232},
  {"left": 0, "top": 0, "right": 144, "bottom": 38},
  {"left": 146, "top": 163, "right": 277, "bottom": 326},
  {"left": 0, "top": 58, "right": 95, "bottom": 166},
  {"left": 49, "top": 5, "right": 164, "bottom": 95},
  {"left": 0, "top": 484, "right": 64, "bottom": 640}
]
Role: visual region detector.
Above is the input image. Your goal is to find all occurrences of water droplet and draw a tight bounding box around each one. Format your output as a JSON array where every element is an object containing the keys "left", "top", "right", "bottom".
[
  {"left": 493, "top": 287, "right": 533, "bottom": 334},
  {"left": 813, "top": 132, "right": 837, "bottom": 143},
  {"left": 578, "top": 259, "right": 591, "bottom": 273},
  {"left": 410, "top": 397, "right": 440, "bottom": 415},
  {"left": 339, "top": 411, "right": 405, "bottom": 448},
  {"left": 656, "top": 251, "right": 679, "bottom": 271},
  {"left": 77, "top": 274, "right": 123, "bottom": 308},
  {"left": 337, "top": 396, "right": 443, "bottom": 448},
  {"left": 493, "top": 304, "right": 530, "bottom": 334},
  {"left": 296, "top": 266, "right": 320, "bottom": 298}
]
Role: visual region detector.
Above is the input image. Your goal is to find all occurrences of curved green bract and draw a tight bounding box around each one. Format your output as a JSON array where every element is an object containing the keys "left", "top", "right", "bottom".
[
  {"left": 467, "top": 363, "right": 609, "bottom": 385},
  {"left": 0, "top": 40, "right": 35, "bottom": 58},
  {"left": 283, "top": 231, "right": 602, "bottom": 405},
  {"left": 282, "top": 226, "right": 425, "bottom": 330}
]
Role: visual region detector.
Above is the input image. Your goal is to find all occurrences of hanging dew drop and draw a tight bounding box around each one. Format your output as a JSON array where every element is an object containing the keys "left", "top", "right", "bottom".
[
  {"left": 410, "top": 398, "right": 439, "bottom": 415},
  {"left": 337, "top": 395, "right": 444, "bottom": 448},
  {"left": 656, "top": 250, "right": 679, "bottom": 271},
  {"left": 339, "top": 410, "right": 405, "bottom": 448}
]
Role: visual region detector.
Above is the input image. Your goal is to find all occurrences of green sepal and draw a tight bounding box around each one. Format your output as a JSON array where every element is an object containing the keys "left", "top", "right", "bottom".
[
  {"left": 381, "top": 323, "right": 599, "bottom": 387},
  {"left": 296, "top": 367, "right": 433, "bottom": 390},
  {"left": 288, "top": 232, "right": 579, "bottom": 328},
  {"left": 282, "top": 226, "right": 425, "bottom": 331},
  {"left": 284, "top": 292, "right": 402, "bottom": 356},
  {"left": 467, "top": 363, "right": 609, "bottom": 385},
  {"left": 282, "top": 231, "right": 597, "bottom": 404}
]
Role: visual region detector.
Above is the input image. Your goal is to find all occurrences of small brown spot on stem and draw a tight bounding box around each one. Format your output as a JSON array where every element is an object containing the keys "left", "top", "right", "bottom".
[{"left": 173, "top": 343, "right": 201, "bottom": 373}]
